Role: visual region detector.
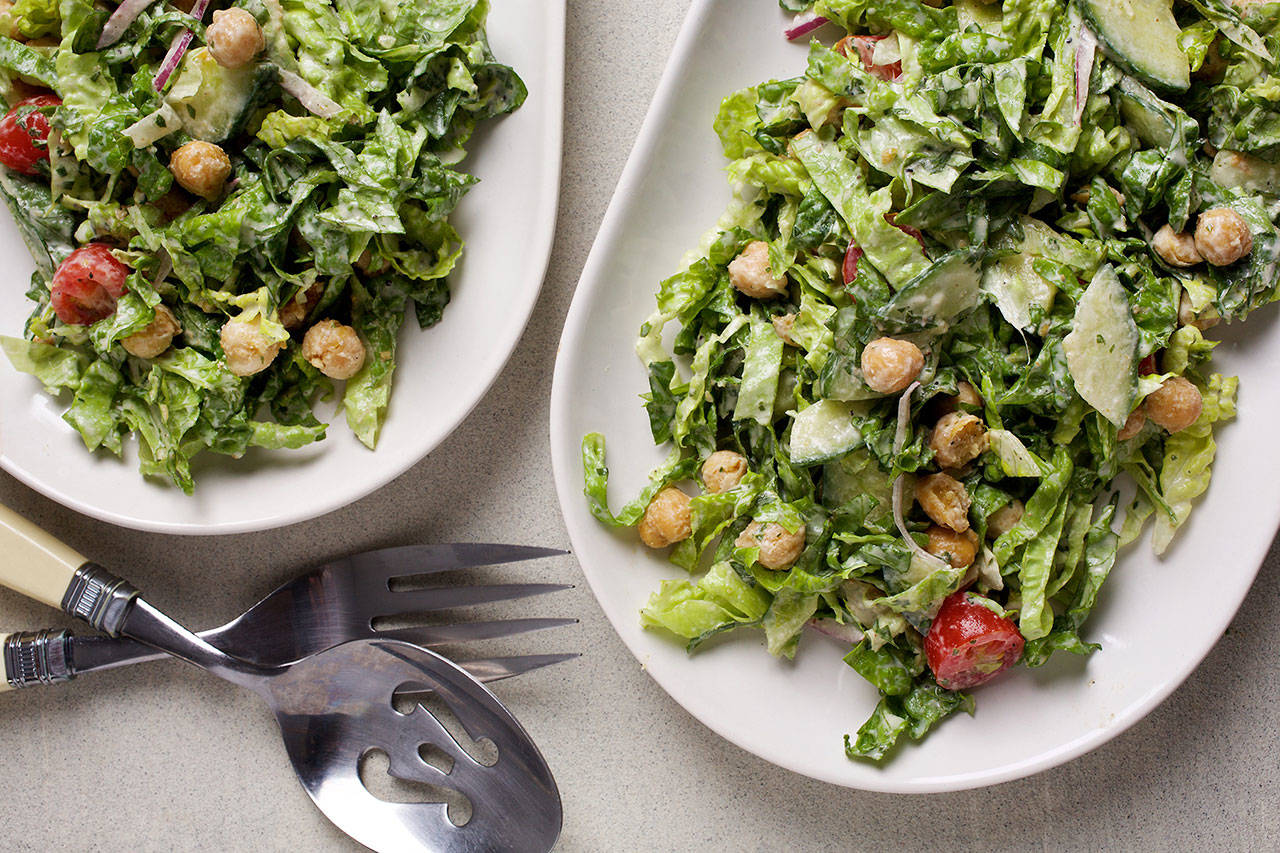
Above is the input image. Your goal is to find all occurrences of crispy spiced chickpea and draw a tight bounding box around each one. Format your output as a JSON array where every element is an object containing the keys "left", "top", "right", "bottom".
[
  {"left": 728, "top": 240, "right": 788, "bottom": 299},
  {"left": 986, "top": 500, "right": 1024, "bottom": 540},
  {"left": 735, "top": 520, "right": 806, "bottom": 571},
  {"left": 206, "top": 8, "right": 264, "bottom": 69},
  {"left": 929, "top": 412, "right": 989, "bottom": 470},
  {"left": 1145, "top": 377, "right": 1203, "bottom": 433},
  {"left": 1117, "top": 406, "right": 1147, "bottom": 441},
  {"left": 1178, "top": 290, "right": 1220, "bottom": 331},
  {"left": 861, "top": 337, "right": 924, "bottom": 394},
  {"left": 302, "top": 319, "right": 366, "bottom": 380},
  {"left": 220, "top": 314, "right": 282, "bottom": 377},
  {"left": 772, "top": 313, "right": 798, "bottom": 346},
  {"left": 1195, "top": 208, "right": 1253, "bottom": 267},
  {"left": 701, "top": 450, "right": 748, "bottom": 494},
  {"left": 1152, "top": 224, "right": 1202, "bottom": 268},
  {"left": 915, "top": 472, "right": 971, "bottom": 533},
  {"left": 280, "top": 280, "right": 324, "bottom": 330},
  {"left": 925, "top": 525, "right": 979, "bottom": 568},
  {"left": 122, "top": 304, "right": 181, "bottom": 359},
  {"left": 637, "top": 487, "right": 692, "bottom": 549},
  {"left": 169, "top": 140, "right": 231, "bottom": 200}
]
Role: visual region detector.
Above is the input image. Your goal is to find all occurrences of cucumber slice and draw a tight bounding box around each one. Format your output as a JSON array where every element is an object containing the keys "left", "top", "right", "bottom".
[
  {"left": 1063, "top": 265, "right": 1139, "bottom": 427},
  {"left": 1078, "top": 0, "right": 1190, "bottom": 92},
  {"left": 789, "top": 400, "right": 861, "bottom": 467},
  {"left": 878, "top": 248, "right": 982, "bottom": 332},
  {"left": 167, "top": 49, "right": 277, "bottom": 144}
]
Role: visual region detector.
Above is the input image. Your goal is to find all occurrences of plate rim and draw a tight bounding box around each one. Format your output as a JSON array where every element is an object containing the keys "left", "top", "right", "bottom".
[
  {"left": 549, "top": 0, "right": 1276, "bottom": 793},
  {"left": 0, "top": 0, "right": 567, "bottom": 536}
]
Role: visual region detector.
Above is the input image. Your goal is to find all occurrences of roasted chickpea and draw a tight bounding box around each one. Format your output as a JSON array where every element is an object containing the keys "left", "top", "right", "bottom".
[
  {"left": 929, "top": 412, "right": 989, "bottom": 470},
  {"left": 915, "top": 472, "right": 971, "bottom": 533},
  {"left": 302, "top": 319, "right": 366, "bottom": 380},
  {"left": 220, "top": 314, "right": 282, "bottom": 377},
  {"left": 728, "top": 241, "right": 788, "bottom": 299},
  {"left": 169, "top": 140, "right": 231, "bottom": 200},
  {"left": 861, "top": 337, "right": 924, "bottom": 394},
  {"left": 986, "top": 500, "right": 1024, "bottom": 540},
  {"left": 1151, "top": 224, "right": 1202, "bottom": 268},
  {"left": 1117, "top": 406, "right": 1147, "bottom": 441},
  {"left": 206, "top": 8, "right": 264, "bottom": 69},
  {"left": 771, "top": 313, "right": 799, "bottom": 346},
  {"left": 280, "top": 280, "right": 324, "bottom": 330},
  {"left": 1195, "top": 208, "right": 1253, "bottom": 266},
  {"left": 701, "top": 450, "right": 748, "bottom": 494},
  {"left": 122, "top": 304, "right": 181, "bottom": 359},
  {"left": 1178, "top": 290, "right": 1220, "bottom": 332},
  {"left": 1145, "top": 377, "right": 1203, "bottom": 433},
  {"left": 925, "top": 525, "right": 979, "bottom": 568},
  {"left": 735, "top": 520, "right": 806, "bottom": 571},
  {"left": 637, "top": 487, "right": 692, "bottom": 549}
]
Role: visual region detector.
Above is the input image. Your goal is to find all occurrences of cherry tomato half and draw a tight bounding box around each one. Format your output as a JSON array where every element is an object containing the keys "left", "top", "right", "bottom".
[
  {"left": 925, "top": 591, "right": 1025, "bottom": 691},
  {"left": 50, "top": 244, "right": 130, "bottom": 326},
  {"left": 841, "top": 240, "right": 864, "bottom": 287},
  {"left": 0, "top": 95, "right": 61, "bottom": 175},
  {"left": 836, "top": 35, "right": 902, "bottom": 81}
]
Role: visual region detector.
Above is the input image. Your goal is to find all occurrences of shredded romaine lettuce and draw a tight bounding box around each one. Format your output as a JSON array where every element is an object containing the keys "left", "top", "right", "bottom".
[{"left": 0, "top": 0, "right": 523, "bottom": 491}]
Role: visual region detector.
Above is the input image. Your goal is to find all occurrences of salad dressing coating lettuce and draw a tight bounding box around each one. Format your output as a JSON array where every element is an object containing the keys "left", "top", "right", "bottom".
[
  {"left": 585, "top": 0, "right": 1277, "bottom": 762},
  {"left": 0, "top": 0, "right": 523, "bottom": 492}
]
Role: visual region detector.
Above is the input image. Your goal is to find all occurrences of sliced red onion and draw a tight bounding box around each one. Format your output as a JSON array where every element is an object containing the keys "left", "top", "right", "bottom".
[
  {"left": 785, "top": 11, "right": 829, "bottom": 41},
  {"left": 888, "top": 381, "right": 950, "bottom": 572},
  {"left": 1073, "top": 25, "right": 1098, "bottom": 127},
  {"left": 153, "top": 0, "right": 210, "bottom": 92},
  {"left": 97, "top": 0, "right": 160, "bottom": 50},
  {"left": 278, "top": 69, "right": 344, "bottom": 119},
  {"left": 807, "top": 618, "right": 864, "bottom": 645},
  {"left": 151, "top": 252, "right": 172, "bottom": 287}
]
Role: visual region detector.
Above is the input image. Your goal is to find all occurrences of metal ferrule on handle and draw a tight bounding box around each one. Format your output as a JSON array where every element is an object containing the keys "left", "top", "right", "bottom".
[
  {"left": 60, "top": 564, "right": 139, "bottom": 637},
  {"left": 3, "top": 630, "right": 74, "bottom": 689}
]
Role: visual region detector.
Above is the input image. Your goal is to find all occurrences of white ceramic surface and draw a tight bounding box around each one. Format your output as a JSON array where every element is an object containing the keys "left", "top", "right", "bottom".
[
  {"left": 0, "top": 0, "right": 564, "bottom": 535},
  {"left": 550, "top": 0, "right": 1280, "bottom": 792}
]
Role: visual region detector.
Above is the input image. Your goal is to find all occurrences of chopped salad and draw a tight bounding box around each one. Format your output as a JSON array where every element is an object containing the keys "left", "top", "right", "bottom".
[
  {"left": 0, "top": 0, "right": 523, "bottom": 492},
  {"left": 584, "top": 0, "right": 1280, "bottom": 761}
]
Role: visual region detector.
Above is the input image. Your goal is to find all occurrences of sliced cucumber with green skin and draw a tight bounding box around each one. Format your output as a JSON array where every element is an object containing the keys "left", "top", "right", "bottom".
[
  {"left": 1077, "top": 0, "right": 1190, "bottom": 92},
  {"left": 789, "top": 399, "right": 862, "bottom": 467},
  {"left": 1063, "top": 264, "right": 1139, "bottom": 427}
]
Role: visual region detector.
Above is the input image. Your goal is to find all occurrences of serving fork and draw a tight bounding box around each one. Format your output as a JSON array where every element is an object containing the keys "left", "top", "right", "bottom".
[
  {"left": 0, "top": 505, "right": 572, "bottom": 852},
  {"left": 3, "top": 542, "right": 578, "bottom": 689}
]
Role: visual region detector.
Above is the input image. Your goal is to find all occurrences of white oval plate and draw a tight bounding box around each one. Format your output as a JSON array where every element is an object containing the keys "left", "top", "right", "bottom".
[
  {"left": 550, "top": 0, "right": 1280, "bottom": 792},
  {"left": 0, "top": 0, "right": 564, "bottom": 535}
]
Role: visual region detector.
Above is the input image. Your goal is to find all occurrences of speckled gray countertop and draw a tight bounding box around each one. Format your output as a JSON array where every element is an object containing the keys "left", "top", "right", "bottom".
[{"left": 1, "top": 2, "right": 1278, "bottom": 850}]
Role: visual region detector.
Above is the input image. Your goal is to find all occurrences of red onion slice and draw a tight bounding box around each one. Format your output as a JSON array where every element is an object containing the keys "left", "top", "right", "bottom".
[
  {"left": 785, "top": 11, "right": 829, "bottom": 41},
  {"left": 808, "top": 618, "right": 864, "bottom": 645},
  {"left": 97, "top": 0, "right": 160, "bottom": 50},
  {"left": 153, "top": 0, "right": 210, "bottom": 92},
  {"left": 278, "top": 69, "right": 344, "bottom": 119},
  {"left": 1073, "top": 25, "right": 1098, "bottom": 127}
]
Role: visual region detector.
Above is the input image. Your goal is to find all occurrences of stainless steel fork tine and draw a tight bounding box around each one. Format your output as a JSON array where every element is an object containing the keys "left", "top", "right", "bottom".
[
  {"left": 380, "top": 582, "right": 574, "bottom": 613},
  {"left": 404, "top": 653, "right": 581, "bottom": 688},
  {"left": 375, "top": 618, "right": 578, "bottom": 647},
  {"left": 336, "top": 544, "right": 569, "bottom": 587}
]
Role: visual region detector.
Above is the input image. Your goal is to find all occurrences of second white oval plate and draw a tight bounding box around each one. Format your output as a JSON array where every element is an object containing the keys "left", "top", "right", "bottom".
[
  {"left": 0, "top": 0, "right": 564, "bottom": 534},
  {"left": 550, "top": 0, "right": 1280, "bottom": 792}
]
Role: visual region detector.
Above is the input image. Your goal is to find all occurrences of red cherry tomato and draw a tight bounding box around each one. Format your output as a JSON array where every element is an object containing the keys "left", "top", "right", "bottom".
[
  {"left": 50, "top": 244, "right": 130, "bottom": 326},
  {"left": 924, "top": 591, "right": 1025, "bottom": 691},
  {"left": 837, "top": 35, "right": 902, "bottom": 81},
  {"left": 841, "top": 240, "right": 864, "bottom": 286},
  {"left": 0, "top": 95, "right": 61, "bottom": 175}
]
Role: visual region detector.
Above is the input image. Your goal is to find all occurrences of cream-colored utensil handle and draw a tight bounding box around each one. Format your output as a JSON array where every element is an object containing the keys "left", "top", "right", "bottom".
[
  {"left": 0, "top": 635, "right": 10, "bottom": 692},
  {"left": 0, "top": 505, "right": 88, "bottom": 609}
]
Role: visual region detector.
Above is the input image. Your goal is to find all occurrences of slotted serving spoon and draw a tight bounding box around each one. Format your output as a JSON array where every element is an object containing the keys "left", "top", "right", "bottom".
[{"left": 0, "top": 506, "right": 562, "bottom": 853}]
